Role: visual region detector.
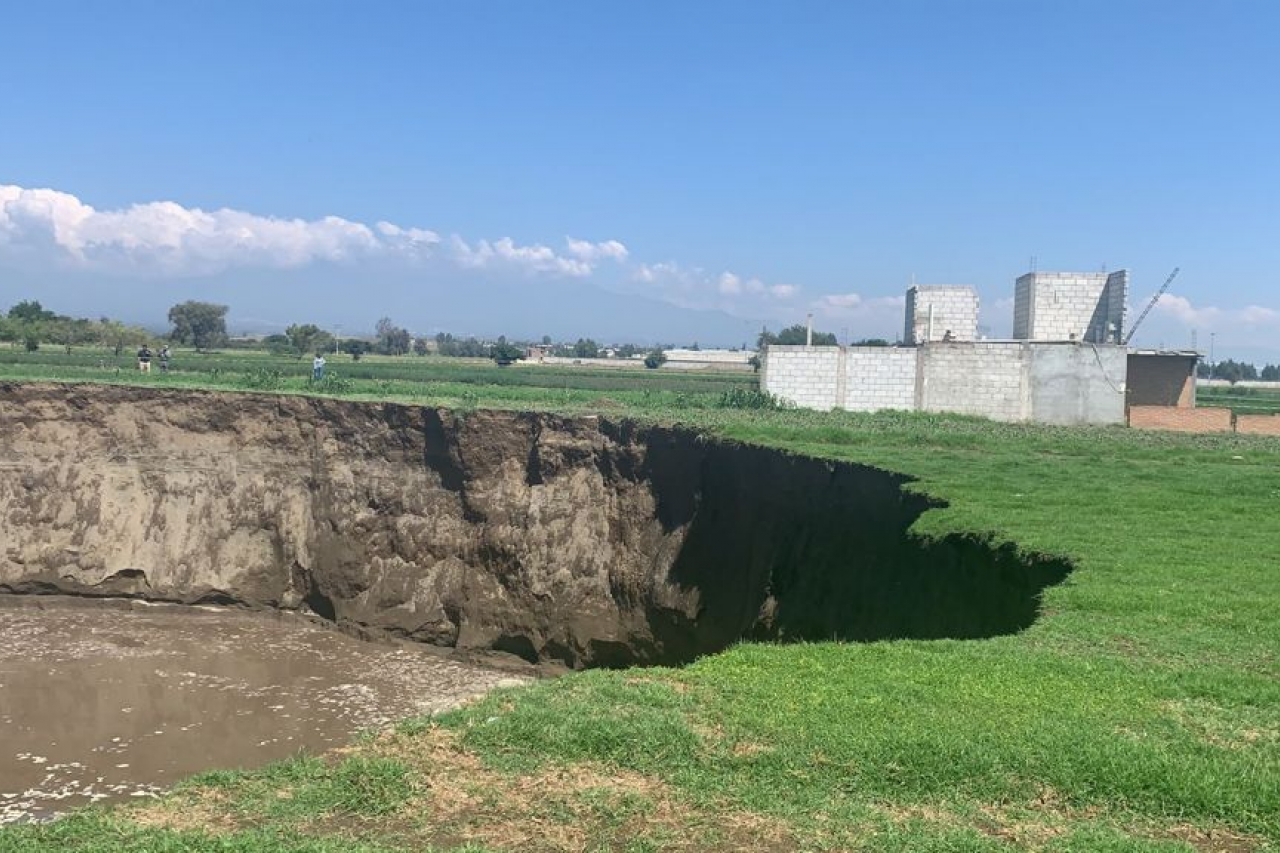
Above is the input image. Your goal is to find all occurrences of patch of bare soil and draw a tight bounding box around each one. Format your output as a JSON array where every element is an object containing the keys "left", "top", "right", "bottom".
[{"left": 126, "top": 726, "right": 799, "bottom": 852}]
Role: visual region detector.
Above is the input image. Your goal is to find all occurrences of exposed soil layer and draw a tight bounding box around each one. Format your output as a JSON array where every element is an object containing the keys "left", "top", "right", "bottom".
[{"left": 0, "top": 383, "right": 1072, "bottom": 667}]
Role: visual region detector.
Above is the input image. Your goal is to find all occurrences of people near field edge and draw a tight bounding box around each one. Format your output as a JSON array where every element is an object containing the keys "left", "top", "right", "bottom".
[
  {"left": 137, "top": 344, "right": 152, "bottom": 373},
  {"left": 159, "top": 345, "right": 171, "bottom": 372},
  {"left": 312, "top": 352, "right": 326, "bottom": 381}
]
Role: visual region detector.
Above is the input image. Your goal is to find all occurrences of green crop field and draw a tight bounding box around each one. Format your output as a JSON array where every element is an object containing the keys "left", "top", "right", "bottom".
[
  {"left": 2, "top": 357, "right": 1278, "bottom": 853},
  {"left": 0, "top": 346, "right": 756, "bottom": 413},
  {"left": 1197, "top": 384, "right": 1280, "bottom": 416}
]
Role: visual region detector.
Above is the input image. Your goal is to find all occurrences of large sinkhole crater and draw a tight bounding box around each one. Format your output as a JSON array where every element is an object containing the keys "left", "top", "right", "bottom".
[{"left": 0, "top": 384, "right": 1072, "bottom": 668}]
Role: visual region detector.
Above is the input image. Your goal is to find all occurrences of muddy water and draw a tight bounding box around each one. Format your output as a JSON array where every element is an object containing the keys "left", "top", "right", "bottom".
[{"left": 0, "top": 599, "right": 529, "bottom": 825}]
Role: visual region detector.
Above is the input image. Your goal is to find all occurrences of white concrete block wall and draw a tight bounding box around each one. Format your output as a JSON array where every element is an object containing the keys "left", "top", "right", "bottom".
[
  {"left": 1013, "top": 271, "right": 1127, "bottom": 343},
  {"left": 764, "top": 341, "right": 1129, "bottom": 425},
  {"left": 904, "top": 286, "right": 980, "bottom": 344},
  {"left": 919, "top": 343, "right": 1028, "bottom": 422},
  {"left": 761, "top": 346, "right": 843, "bottom": 411},
  {"left": 843, "top": 348, "right": 918, "bottom": 411}
]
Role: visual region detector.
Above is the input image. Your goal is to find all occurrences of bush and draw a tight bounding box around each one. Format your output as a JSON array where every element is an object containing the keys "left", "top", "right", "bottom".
[
  {"left": 644, "top": 349, "right": 666, "bottom": 370},
  {"left": 313, "top": 372, "right": 353, "bottom": 394},
  {"left": 716, "top": 388, "right": 788, "bottom": 410},
  {"left": 238, "top": 368, "right": 284, "bottom": 390}
]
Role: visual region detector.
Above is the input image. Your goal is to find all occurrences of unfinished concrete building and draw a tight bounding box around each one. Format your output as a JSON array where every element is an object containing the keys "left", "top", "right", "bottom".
[
  {"left": 1012, "top": 270, "right": 1128, "bottom": 344},
  {"left": 762, "top": 267, "right": 1196, "bottom": 426},
  {"left": 903, "top": 285, "right": 980, "bottom": 344}
]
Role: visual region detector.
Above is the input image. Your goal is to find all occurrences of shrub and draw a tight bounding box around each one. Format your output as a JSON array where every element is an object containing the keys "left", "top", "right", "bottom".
[{"left": 716, "top": 387, "right": 788, "bottom": 410}]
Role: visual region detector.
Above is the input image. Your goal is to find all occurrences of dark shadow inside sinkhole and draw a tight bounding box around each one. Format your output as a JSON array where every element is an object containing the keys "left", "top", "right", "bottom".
[{"left": 611, "top": 429, "right": 1074, "bottom": 669}]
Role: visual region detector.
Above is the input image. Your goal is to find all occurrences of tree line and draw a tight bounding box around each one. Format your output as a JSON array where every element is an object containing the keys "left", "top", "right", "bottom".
[
  {"left": 0, "top": 300, "right": 152, "bottom": 355},
  {"left": 2, "top": 298, "right": 761, "bottom": 372},
  {"left": 1197, "top": 358, "right": 1280, "bottom": 383}
]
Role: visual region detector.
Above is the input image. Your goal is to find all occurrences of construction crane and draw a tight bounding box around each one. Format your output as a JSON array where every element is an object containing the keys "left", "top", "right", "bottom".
[{"left": 1123, "top": 267, "right": 1180, "bottom": 345}]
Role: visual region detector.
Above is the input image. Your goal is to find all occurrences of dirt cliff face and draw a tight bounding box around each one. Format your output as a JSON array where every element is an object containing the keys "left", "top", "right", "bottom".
[{"left": 0, "top": 383, "right": 1071, "bottom": 667}]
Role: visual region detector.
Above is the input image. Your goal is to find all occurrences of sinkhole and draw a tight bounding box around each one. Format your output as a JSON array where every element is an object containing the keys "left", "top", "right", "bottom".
[{"left": 0, "top": 385, "right": 1073, "bottom": 669}]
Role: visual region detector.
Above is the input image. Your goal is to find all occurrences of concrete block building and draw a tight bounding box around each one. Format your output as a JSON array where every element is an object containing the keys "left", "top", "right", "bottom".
[
  {"left": 903, "top": 285, "right": 980, "bottom": 344},
  {"left": 1013, "top": 270, "right": 1128, "bottom": 343},
  {"left": 762, "top": 267, "right": 1194, "bottom": 427}
]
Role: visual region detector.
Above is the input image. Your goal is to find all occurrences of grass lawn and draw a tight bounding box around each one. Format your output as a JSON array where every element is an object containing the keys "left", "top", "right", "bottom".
[{"left": 1, "top": 353, "right": 1277, "bottom": 852}]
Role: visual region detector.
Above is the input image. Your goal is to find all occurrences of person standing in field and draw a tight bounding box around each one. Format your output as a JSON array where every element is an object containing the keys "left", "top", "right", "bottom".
[
  {"left": 158, "top": 345, "right": 171, "bottom": 372},
  {"left": 137, "top": 344, "right": 152, "bottom": 373},
  {"left": 312, "top": 352, "right": 326, "bottom": 382}
]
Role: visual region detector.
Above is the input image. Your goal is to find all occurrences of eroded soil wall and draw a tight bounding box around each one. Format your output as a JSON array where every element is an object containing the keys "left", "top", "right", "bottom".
[{"left": 0, "top": 384, "right": 1070, "bottom": 667}]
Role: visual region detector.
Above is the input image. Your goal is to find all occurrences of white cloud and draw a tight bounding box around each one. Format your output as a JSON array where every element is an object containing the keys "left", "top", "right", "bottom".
[
  {"left": 566, "top": 237, "right": 628, "bottom": 262},
  {"left": 1241, "top": 305, "right": 1279, "bottom": 325},
  {"left": 0, "top": 182, "right": 831, "bottom": 327},
  {"left": 0, "top": 184, "right": 384, "bottom": 274},
  {"left": 0, "top": 184, "right": 626, "bottom": 280},
  {"left": 1152, "top": 293, "right": 1221, "bottom": 327},
  {"left": 820, "top": 292, "right": 862, "bottom": 309},
  {"left": 449, "top": 235, "right": 599, "bottom": 277}
]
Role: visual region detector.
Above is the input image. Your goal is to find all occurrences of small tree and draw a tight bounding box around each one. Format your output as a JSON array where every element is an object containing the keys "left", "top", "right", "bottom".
[
  {"left": 413, "top": 337, "right": 429, "bottom": 356},
  {"left": 1261, "top": 364, "right": 1280, "bottom": 382},
  {"left": 7, "top": 300, "right": 56, "bottom": 323},
  {"left": 573, "top": 338, "right": 600, "bottom": 359},
  {"left": 168, "top": 301, "right": 229, "bottom": 350},
  {"left": 285, "top": 323, "right": 324, "bottom": 359},
  {"left": 375, "top": 317, "right": 411, "bottom": 356},
  {"left": 759, "top": 324, "right": 837, "bottom": 347},
  {"left": 644, "top": 348, "right": 667, "bottom": 369},
  {"left": 341, "top": 339, "right": 369, "bottom": 361},
  {"left": 490, "top": 336, "right": 524, "bottom": 366}
]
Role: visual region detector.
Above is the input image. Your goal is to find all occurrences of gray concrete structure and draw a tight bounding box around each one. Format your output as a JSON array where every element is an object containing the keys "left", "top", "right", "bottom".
[
  {"left": 1013, "top": 270, "right": 1128, "bottom": 343},
  {"left": 764, "top": 341, "right": 1127, "bottom": 425},
  {"left": 903, "top": 285, "right": 980, "bottom": 344},
  {"left": 760, "top": 266, "right": 1145, "bottom": 425}
]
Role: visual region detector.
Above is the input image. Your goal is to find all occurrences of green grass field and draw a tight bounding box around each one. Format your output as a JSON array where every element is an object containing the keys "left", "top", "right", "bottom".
[{"left": 1, "top": 350, "right": 1277, "bottom": 852}]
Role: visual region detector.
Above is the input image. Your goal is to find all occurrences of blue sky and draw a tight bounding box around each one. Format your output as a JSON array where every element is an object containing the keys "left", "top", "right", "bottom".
[{"left": 2, "top": 0, "right": 1278, "bottom": 357}]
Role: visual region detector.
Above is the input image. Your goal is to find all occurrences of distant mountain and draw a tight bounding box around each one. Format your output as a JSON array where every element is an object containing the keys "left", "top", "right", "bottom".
[{"left": 0, "top": 264, "right": 760, "bottom": 347}]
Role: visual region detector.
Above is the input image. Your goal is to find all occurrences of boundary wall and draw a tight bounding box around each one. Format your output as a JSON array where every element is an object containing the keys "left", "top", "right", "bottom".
[
  {"left": 763, "top": 342, "right": 1128, "bottom": 425},
  {"left": 761, "top": 346, "right": 916, "bottom": 412},
  {"left": 1237, "top": 414, "right": 1280, "bottom": 436},
  {"left": 1128, "top": 406, "right": 1233, "bottom": 433}
]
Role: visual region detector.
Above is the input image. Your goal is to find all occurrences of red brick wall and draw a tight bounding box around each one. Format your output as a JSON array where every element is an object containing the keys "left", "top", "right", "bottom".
[
  {"left": 1236, "top": 414, "right": 1280, "bottom": 436},
  {"left": 1128, "top": 406, "right": 1233, "bottom": 433}
]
